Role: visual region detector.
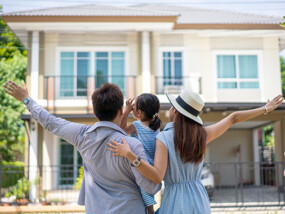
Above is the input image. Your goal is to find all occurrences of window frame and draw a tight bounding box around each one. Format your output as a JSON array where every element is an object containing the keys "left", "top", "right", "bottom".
[
  {"left": 57, "top": 139, "right": 82, "bottom": 188},
  {"left": 213, "top": 50, "right": 262, "bottom": 90},
  {"left": 157, "top": 47, "right": 186, "bottom": 92},
  {"left": 56, "top": 47, "right": 129, "bottom": 99}
]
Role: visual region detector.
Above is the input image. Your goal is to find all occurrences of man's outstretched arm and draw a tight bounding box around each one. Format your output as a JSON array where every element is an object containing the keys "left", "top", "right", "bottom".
[{"left": 4, "top": 80, "right": 90, "bottom": 148}]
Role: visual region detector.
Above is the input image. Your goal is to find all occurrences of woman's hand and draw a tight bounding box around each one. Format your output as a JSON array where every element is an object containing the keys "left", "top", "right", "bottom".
[
  {"left": 124, "top": 98, "right": 135, "bottom": 114},
  {"left": 108, "top": 138, "right": 132, "bottom": 158},
  {"left": 265, "top": 94, "right": 284, "bottom": 113},
  {"left": 3, "top": 80, "right": 29, "bottom": 102}
]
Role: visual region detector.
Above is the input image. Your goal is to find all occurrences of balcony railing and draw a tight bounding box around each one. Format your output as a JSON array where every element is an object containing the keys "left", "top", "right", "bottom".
[
  {"left": 44, "top": 75, "right": 136, "bottom": 113},
  {"left": 155, "top": 75, "right": 202, "bottom": 95}
]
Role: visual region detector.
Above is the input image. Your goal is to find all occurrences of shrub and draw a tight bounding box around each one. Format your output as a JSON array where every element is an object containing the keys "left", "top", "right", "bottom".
[{"left": 1, "top": 161, "right": 24, "bottom": 188}]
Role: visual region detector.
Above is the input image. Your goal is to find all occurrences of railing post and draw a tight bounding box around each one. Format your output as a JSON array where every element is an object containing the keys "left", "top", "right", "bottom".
[
  {"left": 234, "top": 163, "right": 239, "bottom": 204},
  {"left": 127, "top": 77, "right": 135, "bottom": 98},
  {"left": 47, "top": 77, "right": 55, "bottom": 113},
  {"left": 87, "top": 76, "right": 95, "bottom": 113}
]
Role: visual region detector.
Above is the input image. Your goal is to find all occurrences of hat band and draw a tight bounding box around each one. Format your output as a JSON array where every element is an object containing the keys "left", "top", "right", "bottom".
[{"left": 176, "top": 96, "right": 200, "bottom": 117}]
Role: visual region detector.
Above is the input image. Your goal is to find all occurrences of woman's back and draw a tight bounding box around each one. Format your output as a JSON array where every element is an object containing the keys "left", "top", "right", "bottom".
[{"left": 156, "top": 122, "right": 211, "bottom": 214}]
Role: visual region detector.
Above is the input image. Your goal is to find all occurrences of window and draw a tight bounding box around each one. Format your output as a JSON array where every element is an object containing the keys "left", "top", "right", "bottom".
[
  {"left": 217, "top": 54, "right": 259, "bottom": 89},
  {"left": 95, "top": 52, "right": 125, "bottom": 94},
  {"left": 163, "top": 52, "right": 183, "bottom": 86},
  {"left": 60, "top": 52, "right": 90, "bottom": 97},
  {"left": 59, "top": 50, "right": 125, "bottom": 97},
  {"left": 58, "top": 139, "right": 82, "bottom": 186}
]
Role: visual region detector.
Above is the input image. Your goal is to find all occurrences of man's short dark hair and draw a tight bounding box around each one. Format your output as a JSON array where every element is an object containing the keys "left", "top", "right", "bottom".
[{"left": 92, "top": 83, "right": 124, "bottom": 121}]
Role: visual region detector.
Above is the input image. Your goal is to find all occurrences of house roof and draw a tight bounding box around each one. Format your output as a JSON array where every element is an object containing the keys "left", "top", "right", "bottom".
[
  {"left": 132, "top": 4, "right": 284, "bottom": 25},
  {"left": 2, "top": 3, "right": 284, "bottom": 26},
  {"left": 1, "top": 4, "right": 179, "bottom": 17}
]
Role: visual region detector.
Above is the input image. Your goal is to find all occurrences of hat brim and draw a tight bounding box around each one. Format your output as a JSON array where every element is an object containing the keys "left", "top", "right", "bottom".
[{"left": 166, "top": 94, "right": 204, "bottom": 125}]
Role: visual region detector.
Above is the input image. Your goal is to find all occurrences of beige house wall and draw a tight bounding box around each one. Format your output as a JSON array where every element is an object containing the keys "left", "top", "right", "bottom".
[{"left": 207, "top": 129, "right": 254, "bottom": 186}]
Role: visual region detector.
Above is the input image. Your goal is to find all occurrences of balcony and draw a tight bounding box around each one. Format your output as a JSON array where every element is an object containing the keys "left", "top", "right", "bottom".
[
  {"left": 44, "top": 75, "right": 136, "bottom": 114},
  {"left": 155, "top": 75, "right": 202, "bottom": 95}
]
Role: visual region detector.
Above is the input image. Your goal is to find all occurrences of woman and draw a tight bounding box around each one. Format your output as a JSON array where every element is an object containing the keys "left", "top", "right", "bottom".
[{"left": 108, "top": 89, "right": 283, "bottom": 213}]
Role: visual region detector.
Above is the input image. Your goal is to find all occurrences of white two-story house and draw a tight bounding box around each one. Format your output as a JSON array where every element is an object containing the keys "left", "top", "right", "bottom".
[{"left": 3, "top": 4, "right": 285, "bottom": 198}]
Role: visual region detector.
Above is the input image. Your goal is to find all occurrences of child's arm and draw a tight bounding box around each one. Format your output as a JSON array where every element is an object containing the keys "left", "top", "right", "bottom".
[{"left": 119, "top": 98, "right": 136, "bottom": 135}]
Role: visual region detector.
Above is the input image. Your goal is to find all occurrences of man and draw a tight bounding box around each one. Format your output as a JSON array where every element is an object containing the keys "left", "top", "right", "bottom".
[{"left": 4, "top": 80, "right": 161, "bottom": 214}]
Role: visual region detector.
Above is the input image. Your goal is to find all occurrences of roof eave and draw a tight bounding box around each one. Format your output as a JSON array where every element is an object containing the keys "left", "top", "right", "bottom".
[
  {"left": 2, "top": 15, "right": 178, "bottom": 23},
  {"left": 174, "top": 23, "right": 283, "bottom": 30}
]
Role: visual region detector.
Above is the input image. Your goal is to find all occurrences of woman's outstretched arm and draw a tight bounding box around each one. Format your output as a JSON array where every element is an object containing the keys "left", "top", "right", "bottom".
[
  {"left": 108, "top": 138, "right": 168, "bottom": 184},
  {"left": 205, "top": 94, "right": 283, "bottom": 144}
]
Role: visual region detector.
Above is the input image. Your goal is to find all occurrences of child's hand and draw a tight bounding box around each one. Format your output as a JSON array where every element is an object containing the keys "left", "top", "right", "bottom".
[
  {"left": 108, "top": 138, "right": 132, "bottom": 158},
  {"left": 124, "top": 98, "right": 135, "bottom": 114}
]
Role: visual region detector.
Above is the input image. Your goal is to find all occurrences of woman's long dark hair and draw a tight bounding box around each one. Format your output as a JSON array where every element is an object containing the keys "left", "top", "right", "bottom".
[
  {"left": 136, "top": 93, "right": 161, "bottom": 131},
  {"left": 174, "top": 112, "right": 207, "bottom": 164}
]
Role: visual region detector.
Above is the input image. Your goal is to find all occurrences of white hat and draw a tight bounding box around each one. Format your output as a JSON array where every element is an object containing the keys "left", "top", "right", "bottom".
[{"left": 166, "top": 89, "right": 204, "bottom": 125}]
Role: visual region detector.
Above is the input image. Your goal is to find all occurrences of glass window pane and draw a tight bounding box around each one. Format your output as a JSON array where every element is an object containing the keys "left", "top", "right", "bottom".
[
  {"left": 112, "top": 52, "right": 124, "bottom": 58},
  {"left": 60, "top": 53, "right": 74, "bottom": 97},
  {"left": 95, "top": 58, "right": 108, "bottom": 88},
  {"left": 61, "top": 52, "right": 74, "bottom": 58},
  {"left": 163, "top": 52, "right": 171, "bottom": 57},
  {"left": 174, "top": 52, "right": 182, "bottom": 58},
  {"left": 112, "top": 58, "right": 125, "bottom": 94},
  {"left": 174, "top": 59, "right": 182, "bottom": 86},
  {"left": 163, "top": 58, "right": 171, "bottom": 86},
  {"left": 96, "top": 52, "right": 108, "bottom": 58},
  {"left": 77, "top": 52, "right": 90, "bottom": 58},
  {"left": 218, "top": 82, "right": 237, "bottom": 89},
  {"left": 217, "top": 55, "right": 236, "bottom": 78},
  {"left": 240, "top": 82, "right": 259, "bottom": 88},
  {"left": 59, "top": 141, "right": 74, "bottom": 185},
  {"left": 77, "top": 56, "right": 89, "bottom": 96},
  {"left": 239, "top": 55, "right": 258, "bottom": 79}
]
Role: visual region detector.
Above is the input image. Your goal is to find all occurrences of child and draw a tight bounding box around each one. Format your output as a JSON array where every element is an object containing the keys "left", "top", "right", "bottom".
[{"left": 120, "top": 93, "right": 161, "bottom": 214}]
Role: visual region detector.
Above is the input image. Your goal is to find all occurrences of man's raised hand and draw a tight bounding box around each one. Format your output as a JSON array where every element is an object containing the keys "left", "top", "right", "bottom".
[{"left": 3, "top": 80, "right": 29, "bottom": 102}]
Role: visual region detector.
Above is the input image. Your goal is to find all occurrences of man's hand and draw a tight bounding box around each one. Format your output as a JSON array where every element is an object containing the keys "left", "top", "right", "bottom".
[{"left": 3, "top": 80, "right": 29, "bottom": 102}]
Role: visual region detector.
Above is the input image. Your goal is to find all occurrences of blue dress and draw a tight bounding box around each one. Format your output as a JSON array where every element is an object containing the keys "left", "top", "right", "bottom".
[
  {"left": 131, "top": 120, "right": 159, "bottom": 207},
  {"left": 156, "top": 122, "right": 211, "bottom": 214}
]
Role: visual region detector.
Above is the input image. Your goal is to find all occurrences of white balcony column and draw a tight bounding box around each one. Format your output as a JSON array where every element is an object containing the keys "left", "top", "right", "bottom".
[
  {"left": 29, "top": 31, "right": 40, "bottom": 201},
  {"left": 253, "top": 128, "right": 260, "bottom": 186},
  {"left": 141, "top": 31, "right": 151, "bottom": 93}
]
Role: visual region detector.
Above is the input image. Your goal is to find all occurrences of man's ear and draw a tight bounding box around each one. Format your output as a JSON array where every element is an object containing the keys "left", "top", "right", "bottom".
[
  {"left": 93, "top": 111, "right": 97, "bottom": 119},
  {"left": 119, "top": 106, "right": 123, "bottom": 115}
]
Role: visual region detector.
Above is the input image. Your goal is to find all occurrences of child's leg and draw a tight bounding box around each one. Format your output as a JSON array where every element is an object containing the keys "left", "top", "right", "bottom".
[{"left": 147, "top": 205, "right": 154, "bottom": 214}]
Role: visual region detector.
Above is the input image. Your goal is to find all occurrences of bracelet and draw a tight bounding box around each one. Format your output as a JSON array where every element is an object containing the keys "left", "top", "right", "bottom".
[{"left": 264, "top": 106, "right": 269, "bottom": 115}]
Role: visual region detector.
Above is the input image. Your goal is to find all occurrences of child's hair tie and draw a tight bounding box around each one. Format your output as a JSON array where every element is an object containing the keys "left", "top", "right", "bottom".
[{"left": 153, "top": 113, "right": 158, "bottom": 119}]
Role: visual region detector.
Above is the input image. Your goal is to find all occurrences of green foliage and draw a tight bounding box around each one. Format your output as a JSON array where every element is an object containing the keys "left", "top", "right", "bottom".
[
  {"left": 1, "top": 161, "right": 24, "bottom": 188},
  {"left": 281, "top": 16, "right": 285, "bottom": 29},
  {"left": 5, "top": 177, "right": 31, "bottom": 200},
  {"left": 281, "top": 56, "right": 285, "bottom": 96},
  {"left": 73, "top": 166, "right": 84, "bottom": 190},
  {"left": 0, "top": 18, "right": 27, "bottom": 59},
  {"left": 0, "top": 18, "right": 27, "bottom": 162},
  {"left": 263, "top": 125, "right": 274, "bottom": 148}
]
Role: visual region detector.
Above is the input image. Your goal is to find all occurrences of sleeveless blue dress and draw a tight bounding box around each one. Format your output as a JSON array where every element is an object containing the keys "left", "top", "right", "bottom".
[
  {"left": 131, "top": 120, "right": 159, "bottom": 207},
  {"left": 156, "top": 122, "right": 211, "bottom": 214}
]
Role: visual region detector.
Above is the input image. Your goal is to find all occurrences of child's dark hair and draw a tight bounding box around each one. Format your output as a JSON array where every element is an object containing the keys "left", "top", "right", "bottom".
[{"left": 136, "top": 93, "right": 161, "bottom": 131}]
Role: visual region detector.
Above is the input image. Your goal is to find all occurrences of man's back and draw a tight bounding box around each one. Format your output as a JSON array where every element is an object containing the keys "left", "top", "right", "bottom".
[{"left": 78, "top": 122, "right": 156, "bottom": 214}]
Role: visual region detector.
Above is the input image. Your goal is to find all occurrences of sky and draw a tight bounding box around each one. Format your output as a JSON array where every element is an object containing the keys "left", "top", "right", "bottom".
[{"left": 1, "top": 0, "right": 285, "bottom": 56}]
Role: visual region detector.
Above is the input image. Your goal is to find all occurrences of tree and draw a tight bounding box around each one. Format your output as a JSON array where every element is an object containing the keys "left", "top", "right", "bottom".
[
  {"left": 0, "top": 8, "right": 27, "bottom": 162},
  {"left": 281, "top": 56, "right": 285, "bottom": 95}
]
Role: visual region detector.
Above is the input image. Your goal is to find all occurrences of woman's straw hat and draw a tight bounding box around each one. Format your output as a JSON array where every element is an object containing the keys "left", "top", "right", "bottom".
[{"left": 166, "top": 89, "right": 204, "bottom": 125}]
